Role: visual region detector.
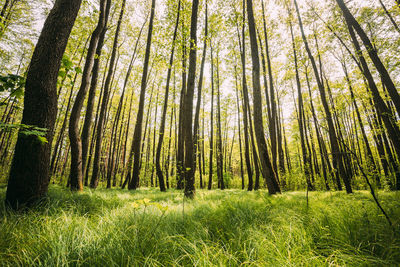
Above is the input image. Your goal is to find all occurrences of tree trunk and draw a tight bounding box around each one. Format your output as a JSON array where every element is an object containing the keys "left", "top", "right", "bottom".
[
  {"left": 155, "top": 0, "right": 181, "bottom": 192},
  {"left": 176, "top": 7, "right": 187, "bottom": 190},
  {"left": 69, "top": 0, "right": 109, "bottom": 191},
  {"left": 261, "top": 0, "right": 279, "bottom": 177},
  {"left": 378, "top": 0, "right": 400, "bottom": 34},
  {"left": 182, "top": 0, "right": 199, "bottom": 198},
  {"left": 5, "top": 0, "right": 82, "bottom": 209},
  {"left": 294, "top": 0, "right": 352, "bottom": 193},
  {"left": 91, "top": 0, "right": 126, "bottom": 188},
  {"left": 342, "top": 62, "right": 379, "bottom": 185},
  {"left": 234, "top": 66, "right": 245, "bottom": 190},
  {"left": 238, "top": 0, "right": 253, "bottom": 191},
  {"left": 150, "top": 90, "right": 159, "bottom": 187},
  {"left": 336, "top": 0, "right": 400, "bottom": 117},
  {"left": 289, "top": 15, "right": 314, "bottom": 191},
  {"left": 208, "top": 46, "right": 215, "bottom": 190},
  {"left": 346, "top": 22, "right": 400, "bottom": 168},
  {"left": 305, "top": 69, "right": 331, "bottom": 190},
  {"left": 128, "top": 0, "right": 156, "bottom": 190},
  {"left": 80, "top": 18, "right": 110, "bottom": 178},
  {"left": 246, "top": 0, "right": 280, "bottom": 194},
  {"left": 192, "top": 0, "right": 208, "bottom": 187},
  {"left": 50, "top": 83, "right": 75, "bottom": 174},
  {"left": 247, "top": 104, "right": 261, "bottom": 190},
  {"left": 215, "top": 47, "right": 224, "bottom": 190}
]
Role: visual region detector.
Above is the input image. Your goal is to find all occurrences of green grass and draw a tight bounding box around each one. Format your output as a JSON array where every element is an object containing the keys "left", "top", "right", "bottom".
[{"left": 0, "top": 186, "right": 399, "bottom": 266}]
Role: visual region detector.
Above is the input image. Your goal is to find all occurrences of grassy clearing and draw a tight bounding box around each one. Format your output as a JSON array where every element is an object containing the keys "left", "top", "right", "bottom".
[{"left": 0, "top": 186, "right": 399, "bottom": 266}]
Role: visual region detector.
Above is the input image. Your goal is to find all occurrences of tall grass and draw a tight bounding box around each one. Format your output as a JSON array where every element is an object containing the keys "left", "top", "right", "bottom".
[{"left": 0, "top": 186, "right": 399, "bottom": 266}]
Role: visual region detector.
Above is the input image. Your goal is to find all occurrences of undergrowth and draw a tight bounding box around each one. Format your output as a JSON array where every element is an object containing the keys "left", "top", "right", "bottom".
[{"left": 0, "top": 186, "right": 399, "bottom": 266}]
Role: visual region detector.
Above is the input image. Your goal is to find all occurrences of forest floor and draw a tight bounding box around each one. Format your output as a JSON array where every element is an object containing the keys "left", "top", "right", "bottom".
[{"left": 0, "top": 185, "right": 399, "bottom": 266}]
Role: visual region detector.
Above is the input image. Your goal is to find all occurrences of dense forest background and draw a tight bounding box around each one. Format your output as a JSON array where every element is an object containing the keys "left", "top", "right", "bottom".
[{"left": 1, "top": 0, "right": 400, "bottom": 199}]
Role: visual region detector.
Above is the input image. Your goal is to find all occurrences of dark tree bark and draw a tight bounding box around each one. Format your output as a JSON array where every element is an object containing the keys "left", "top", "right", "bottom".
[
  {"left": 5, "top": 0, "right": 82, "bottom": 209},
  {"left": 113, "top": 98, "right": 127, "bottom": 186},
  {"left": 238, "top": 0, "right": 253, "bottom": 191},
  {"left": 69, "top": 0, "right": 109, "bottom": 191},
  {"left": 283, "top": 122, "right": 291, "bottom": 175},
  {"left": 91, "top": 0, "right": 126, "bottom": 188},
  {"left": 246, "top": 0, "right": 280, "bottom": 194},
  {"left": 113, "top": 24, "right": 145, "bottom": 186},
  {"left": 215, "top": 47, "right": 224, "bottom": 190},
  {"left": 276, "top": 101, "right": 286, "bottom": 175},
  {"left": 234, "top": 66, "right": 245, "bottom": 190},
  {"left": 182, "top": 0, "right": 200, "bottom": 198},
  {"left": 127, "top": 0, "right": 156, "bottom": 190},
  {"left": 201, "top": 101, "right": 207, "bottom": 185}
]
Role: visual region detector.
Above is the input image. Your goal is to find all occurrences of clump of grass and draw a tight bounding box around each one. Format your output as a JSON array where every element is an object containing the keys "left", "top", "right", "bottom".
[{"left": 0, "top": 186, "right": 399, "bottom": 266}]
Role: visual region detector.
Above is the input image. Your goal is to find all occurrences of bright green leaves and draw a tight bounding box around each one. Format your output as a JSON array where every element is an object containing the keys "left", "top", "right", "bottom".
[
  {"left": 57, "top": 55, "right": 82, "bottom": 87},
  {"left": 0, "top": 123, "right": 48, "bottom": 144},
  {"left": 0, "top": 74, "right": 26, "bottom": 102}
]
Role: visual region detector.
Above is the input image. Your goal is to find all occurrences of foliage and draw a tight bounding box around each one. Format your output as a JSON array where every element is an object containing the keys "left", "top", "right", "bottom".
[
  {"left": 0, "top": 74, "right": 25, "bottom": 103},
  {"left": 0, "top": 123, "right": 48, "bottom": 144},
  {"left": 57, "top": 55, "right": 82, "bottom": 86},
  {"left": 0, "top": 187, "right": 399, "bottom": 266}
]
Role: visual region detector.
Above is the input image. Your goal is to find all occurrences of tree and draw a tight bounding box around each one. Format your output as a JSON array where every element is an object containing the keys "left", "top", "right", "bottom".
[
  {"left": 335, "top": 0, "right": 400, "bottom": 117},
  {"left": 288, "top": 8, "right": 314, "bottom": 191},
  {"left": 208, "top": 43, "right": 215, "bottom": 190},
  {"left": 80, "top": 2, "right": 113, "bottom": 184},
  {"left": 156, "top": 0, "right": 181, "bottom": 192},
  {"left": 246, "top": 0, "right": 280, "bottom": 194},
  {"left": 127, "top": 0, "right": 156, "bottom": 190},
  {"left": 261, "top": 0, "right": 279, "bottom": 177},
  {"left": 237, "top": 0, "right": 254, "bottom": 191},
  {"left": 294, "top": 0, "right": 352, "bottom": 193},
  {"left": 192, "top": 0, "right": 208, "bottom": 189},
  {"left": 5, "top": 0, "right": 82, "bottom": 209},
  {"left": 182, "top": 0, "right": 200, "bottom": 198},
  {"left": 214, "top": 44, "right": 224, "bottom": 190},
  {"left": 68, "top": 0, "right": 109, "bottom": 191},
  {"left": 91, "top": 0, "right": 126, "bottom": 189}
]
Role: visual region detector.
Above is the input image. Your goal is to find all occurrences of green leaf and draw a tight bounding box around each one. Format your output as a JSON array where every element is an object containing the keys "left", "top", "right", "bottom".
[
  {"left": 37, "top": 136, "right": 48, "bottom": 144},
  {"left": 75, "top": 67, "right": 83, "bottom": 74},
  {"left": 58, "top": 70, "right": 66, "bottom": 79}
]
